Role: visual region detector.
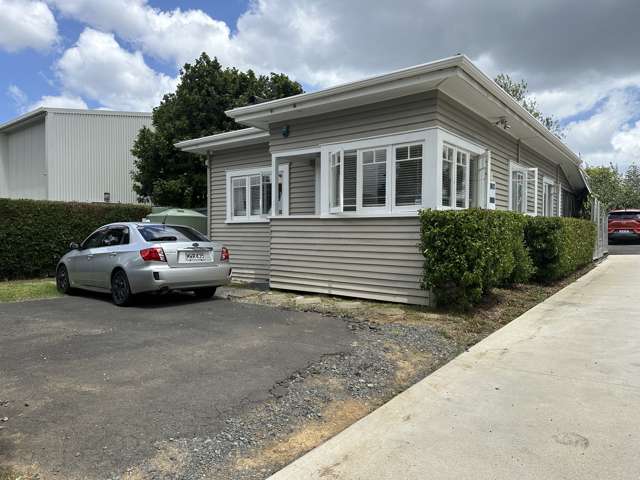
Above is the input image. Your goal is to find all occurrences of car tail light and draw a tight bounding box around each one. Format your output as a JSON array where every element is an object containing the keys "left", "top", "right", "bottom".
[
  {"left": 220, "top": 247, "right": 230, "bottom": 262},
  {"left": 140, "top": 247, "right": 166, "bottom": 262}
]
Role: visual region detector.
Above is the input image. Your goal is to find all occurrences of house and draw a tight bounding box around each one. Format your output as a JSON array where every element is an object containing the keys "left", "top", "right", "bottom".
[
  {"left": 175, "top": 55, "right": 589, "bottom": 305},
  {"left": 0, "top": 108, "right": 152, "bottom": 203}
]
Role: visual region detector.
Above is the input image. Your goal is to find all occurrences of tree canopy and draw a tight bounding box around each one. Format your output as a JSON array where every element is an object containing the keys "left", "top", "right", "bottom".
[
  {"left": 585, "top": 164, "right": 640, "bottom": 210},
  {"left": 131, "top": 53, "right": 304, "bottom": 207},
  {"left": 494, "top": 73, "right": 564, "bottom": 139}
]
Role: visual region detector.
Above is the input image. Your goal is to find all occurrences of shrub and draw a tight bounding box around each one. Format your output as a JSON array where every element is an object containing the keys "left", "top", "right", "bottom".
[
  {"left": 0, "top": 199, "right": 151, "bottom": 280},
  {"left": 420, "top": 209, "right": 533, "bottom": 309},
  {"left": 524, "top": 216, "right": 596, "bottom": 282}
]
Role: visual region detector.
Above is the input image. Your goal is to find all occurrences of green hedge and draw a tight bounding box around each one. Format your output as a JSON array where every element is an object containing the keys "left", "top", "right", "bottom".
[
  {"left": 420, "top": 209, "right": 533, "bottom": 308},
  {"left": 420, "top": 210, "right": 597, "bottom": 308},
  {"left": 525, "top": 216, "right": 596, "bottom": 282},
  {"left": 0, "top": 199, "right": 151, "bottom": 280}
]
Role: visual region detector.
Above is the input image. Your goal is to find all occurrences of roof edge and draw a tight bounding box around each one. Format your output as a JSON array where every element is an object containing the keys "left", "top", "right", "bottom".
[
  {"left": 174, "top": 127, "right": 269, "bottom": 153},
  {"left": 0, "top": 107, "right": 152, "bottom": 133}
]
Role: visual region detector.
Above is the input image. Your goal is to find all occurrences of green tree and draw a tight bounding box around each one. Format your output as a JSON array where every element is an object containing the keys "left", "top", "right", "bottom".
[
  {"left": 622, "top": 164, "right": 640, "bottom": 208},
  {"left": 131, "top": 53, "right": 303, "bottom": 207},
  {"left": 585, "top": 165, "right": 624, "bottom": 210},
  {"left": 494, "top": 73, "right": 564, "bottom": 138}
]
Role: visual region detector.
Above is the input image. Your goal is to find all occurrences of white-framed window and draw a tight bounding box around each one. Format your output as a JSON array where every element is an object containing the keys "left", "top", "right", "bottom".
[
  {"left": 440, "top": 143, "right": 486, "bottom": 210},
  {"left": 509, "top": 162, "right": 538, "bottom": 215},
  {"left": 542, "top": 176, "right": 557, "bottom": 217},
  {"left": 325, "top": 133, "right": 426, "bottom": 214},
  {"left": 394, "top": 143, "right": 423, "bottom": 208},
  {"left": 226, "top": 165, "right": 288, "bottom": 222}
]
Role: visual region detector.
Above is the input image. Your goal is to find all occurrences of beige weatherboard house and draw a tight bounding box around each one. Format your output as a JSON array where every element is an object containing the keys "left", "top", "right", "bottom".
[{"left": 176, "top": 55, "right": 588, "bottom": 306}]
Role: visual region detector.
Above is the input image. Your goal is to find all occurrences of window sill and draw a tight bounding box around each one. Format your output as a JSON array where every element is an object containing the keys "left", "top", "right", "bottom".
[
  {"left": 270, "top": 211, "right": 421, "bottom": 220},
  {"left": 225, "top": 218, "right": 271, "bottom": 224}
]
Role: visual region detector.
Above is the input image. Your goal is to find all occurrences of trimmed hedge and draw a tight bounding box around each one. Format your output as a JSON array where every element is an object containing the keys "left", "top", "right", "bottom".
[
  {"left": 0, "top": 199, "right": 151, "bottom": 280},
  {"left": 525, "top": 216, "right": 596, "bottom": 282},
  {"left": 420, "top": 209, "right": 533, "bottom": 308},
  {"left": 420, "top": 209, "right": 597, "bottom": 308}
]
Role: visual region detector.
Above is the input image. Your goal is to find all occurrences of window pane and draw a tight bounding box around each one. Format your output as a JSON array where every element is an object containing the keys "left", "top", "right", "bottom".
[
  {"left": 330, "top": 153, "right": 341, "bottom": 209},
  {"left": 262, "top": 174, "right": 272, "bottom": 215},
  {"left": 250, "top": 175, "right": 261, "bottom": 215},
  {"left": 396, "top": 144, "right": 422, "bottom": 206},
  {"left": 442, "top": 147, "right": 453, "bottom": 206},
  {"left": 363, "top": 149, "right": 386, "bottom": 207},
  {"left": 232, "top": 177, "right": 247, "bottom": 217},
  {"left": 469, "top": 155, "right": 478, "bottom": 208},
  {"left": 455, "top": 151, "right": 467, "bottom": 208},
  {"left": 512, "top": 170, "right": 524, "bottom": 212},
  {"left": 344, "top": 150, "right": 357, "bottom": 211}
]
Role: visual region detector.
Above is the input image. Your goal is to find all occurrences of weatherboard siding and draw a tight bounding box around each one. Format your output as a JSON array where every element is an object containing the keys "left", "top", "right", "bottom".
[
  {"left": 288, "top": 158, "right": 317, "bottom": 215},
  {"left": 269, "top": 91, "right": 438, "bottom": 153},
  {"left": 208, "top": 143, "right": 272, "bottom": 284},
  {"left": 269, "top": 216, "right": 429, "bottom": 305},
  {"left": 435, "top": 92, "right": 574, "bottom": 214}
]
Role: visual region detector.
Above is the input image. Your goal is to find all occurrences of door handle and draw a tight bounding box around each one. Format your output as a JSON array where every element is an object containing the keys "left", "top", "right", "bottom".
[
  {"left": 110, "top": 252, "right": 118, "bottom": 257},
  {"left": 87, "top": 255, "right": 93, "bottom": 260}
]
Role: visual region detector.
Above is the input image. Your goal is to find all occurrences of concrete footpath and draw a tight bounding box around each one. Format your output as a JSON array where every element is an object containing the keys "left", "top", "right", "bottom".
[{"left": 268, "top": 255, "right": 640, "bottom": 480}]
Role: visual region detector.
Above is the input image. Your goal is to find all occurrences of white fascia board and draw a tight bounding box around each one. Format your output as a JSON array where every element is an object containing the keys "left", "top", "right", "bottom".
[
  {"left": 225, "top": 56, "right": 464, "bottom": 127},
  {"left": 174, "top": 127, "right": 269, "bottom": 154}
]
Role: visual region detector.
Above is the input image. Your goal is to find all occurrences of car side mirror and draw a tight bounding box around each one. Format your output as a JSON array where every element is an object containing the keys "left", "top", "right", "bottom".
[{"left": 69, "top": 242, "right": 80, "bottom": 250}]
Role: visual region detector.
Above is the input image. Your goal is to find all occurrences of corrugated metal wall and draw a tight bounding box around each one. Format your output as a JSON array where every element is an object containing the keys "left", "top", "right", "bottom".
[
  {"left": 270, "top": 216, "right": 429, "bottom": 305},
  {"left": 46, "top": 111, "right": 151, "bottom": 203},
  {"left": 4, "top": 120, "right": 47, "bottom": 199}
]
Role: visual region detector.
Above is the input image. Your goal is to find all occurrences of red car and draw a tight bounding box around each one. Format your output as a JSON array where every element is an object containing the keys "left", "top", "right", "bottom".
[{"left": 608, "top": 209, "right": 640, "bottom": 242}]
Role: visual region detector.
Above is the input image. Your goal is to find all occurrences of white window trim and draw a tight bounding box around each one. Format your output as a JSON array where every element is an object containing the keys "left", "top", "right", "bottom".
[
  {"left": 436, "top": 129, "right": 487, "bottom": 211},
  {"left": 321, "top": 130, "right": 428, "bottom": 216},
  {"left": 225, "top": 164, "right": 289, "bottom": 223},
  {"left": 509, "top": 162, "right": 538, "bottom": 216},
  {"left": 439, "top": 142, "right": 472, "bottom": 210},
  {"left": 542, "top": 176, "right": 557, "bottom": 217}
]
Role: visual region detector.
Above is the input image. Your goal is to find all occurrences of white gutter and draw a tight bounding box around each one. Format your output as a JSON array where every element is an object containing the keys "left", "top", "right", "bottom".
[{"left": 174, "top": 127, "right": 269, "bottom": 153}]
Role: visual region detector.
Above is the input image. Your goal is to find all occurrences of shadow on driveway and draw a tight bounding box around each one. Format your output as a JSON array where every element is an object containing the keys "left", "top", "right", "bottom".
[{"left": 0, "top": 294, "right": 354, "bottom": 479}]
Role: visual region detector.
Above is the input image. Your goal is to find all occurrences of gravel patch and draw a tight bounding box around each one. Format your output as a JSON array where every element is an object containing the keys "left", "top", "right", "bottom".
[{"left": 120, "top": 306, "right": 458, "bottom": 480}]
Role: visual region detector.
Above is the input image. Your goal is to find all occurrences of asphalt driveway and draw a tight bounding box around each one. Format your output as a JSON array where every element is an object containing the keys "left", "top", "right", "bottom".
[{"left": 0, "top": 294, "right": 354, "bottom": 479}]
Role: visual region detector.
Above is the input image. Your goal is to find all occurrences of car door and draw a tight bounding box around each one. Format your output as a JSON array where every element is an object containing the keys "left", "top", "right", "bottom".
[
  {"left": 88, "top": 226, "right": 131, "bottom": 289},
  {"left": 69, "top": 228, "right": 106, "bottom": 286}
]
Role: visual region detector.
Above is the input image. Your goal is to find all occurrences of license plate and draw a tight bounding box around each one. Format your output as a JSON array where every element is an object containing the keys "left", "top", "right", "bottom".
[
  {"left": 179, "top": 251, "right": 212, "bottom": 263},
  {"left": 618, "top": 229, "right": 631, "bottom": 233}
]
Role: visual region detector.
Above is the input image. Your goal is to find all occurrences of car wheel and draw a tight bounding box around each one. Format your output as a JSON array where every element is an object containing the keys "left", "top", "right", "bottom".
[
  {"left": 193, "top": 287, "right": 217, "bottom": 299},
  {"left": 56, "top": 264, "right": 74, "bottom": 294},
  {"left": 111, "top": 269, "right": 133, "bottom": 306}
]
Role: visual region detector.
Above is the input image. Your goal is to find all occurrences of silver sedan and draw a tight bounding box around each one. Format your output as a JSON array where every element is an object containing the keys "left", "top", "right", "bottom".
[{"left": 56, "top": 222, "right": 232, "bottom": 306}]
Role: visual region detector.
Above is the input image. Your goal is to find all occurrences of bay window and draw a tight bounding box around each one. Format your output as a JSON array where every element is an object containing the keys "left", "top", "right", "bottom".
[{"left": 327, "top": 140, "right": 425, "bottom": 214}]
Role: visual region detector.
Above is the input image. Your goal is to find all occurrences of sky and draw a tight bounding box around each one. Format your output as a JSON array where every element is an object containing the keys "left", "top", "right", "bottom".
[{"left": 1, "top": 0, "right": 639, "bottom": 171}]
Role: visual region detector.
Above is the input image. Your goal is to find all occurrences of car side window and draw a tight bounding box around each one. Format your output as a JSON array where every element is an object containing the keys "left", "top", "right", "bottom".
[
  {"left": 82, "top": 230, "right": 106, "bottom": 249},
  {"left": 102, "top": 227, "right": 130, "bottom": 247}
]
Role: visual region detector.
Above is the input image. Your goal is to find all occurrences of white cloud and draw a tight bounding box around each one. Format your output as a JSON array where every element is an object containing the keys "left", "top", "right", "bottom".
[
  {"left": 48, "top": 0, "right": 233, "bottom": 67},
  {"left": 564, "top": 90, "right": 640, "bottom": 170},
  {"left": 27, "top": 93, "right": 88, "bottom": 110},
  {"left": 0, "top": 0, "right": 58, "bottom": 52},
  {"left": 7, "top": 84, "right": 28, "bottom": 108},
  {"left": 55, "top": 28, "right": 176, "bottom": 111}
]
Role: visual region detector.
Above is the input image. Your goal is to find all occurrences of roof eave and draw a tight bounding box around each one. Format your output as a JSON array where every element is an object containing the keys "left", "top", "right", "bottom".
[{"left": 174, "top": 127, "right": 269, "bottom": 154}]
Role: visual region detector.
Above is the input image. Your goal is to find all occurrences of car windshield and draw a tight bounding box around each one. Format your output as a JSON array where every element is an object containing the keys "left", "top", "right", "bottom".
[
  {"left": 137, "top": 225, "right": 209, "bottom": 242},
  {"left": 608, "top": 211, "right": 640, "bottom": 220}
]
